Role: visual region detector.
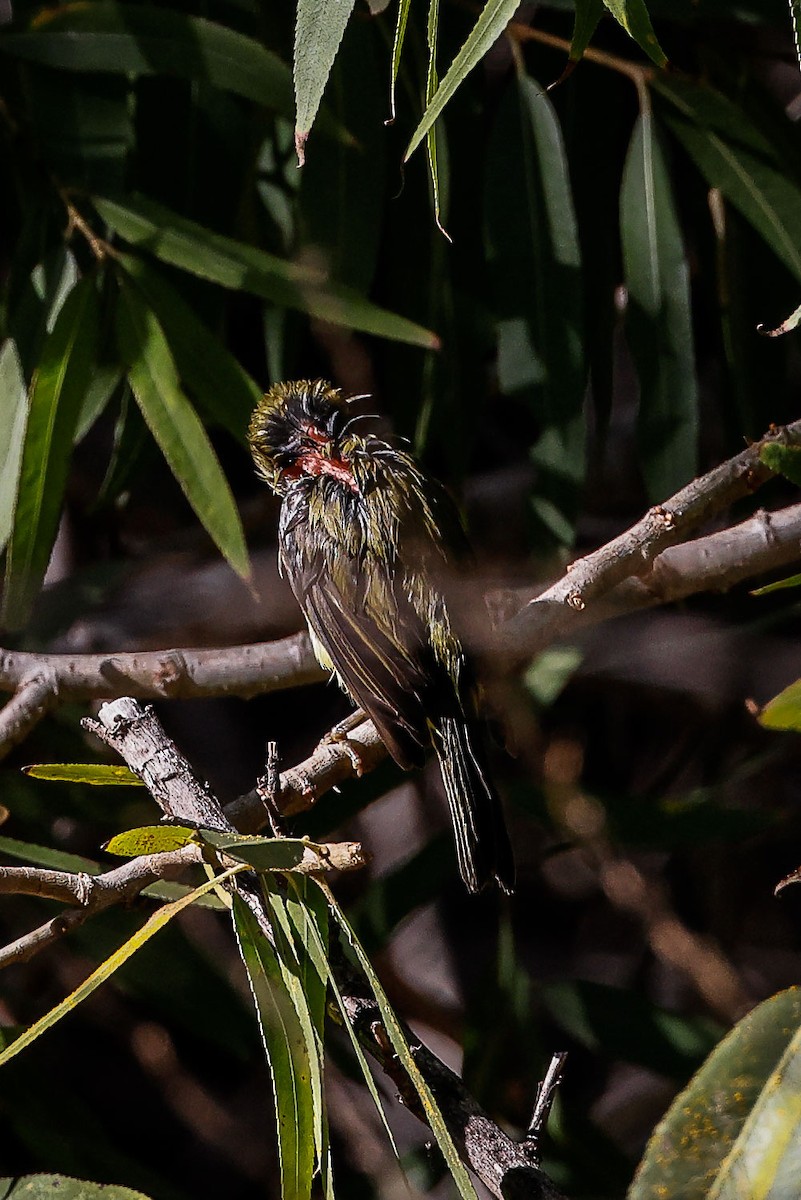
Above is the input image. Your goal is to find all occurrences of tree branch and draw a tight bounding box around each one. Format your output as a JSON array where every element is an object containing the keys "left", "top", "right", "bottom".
[
  {"left": 496, "top": 419, "right": 801, "bottom": 659},
  {"left": 67, "top": 698, "right": 563, "bottom": 1200}
]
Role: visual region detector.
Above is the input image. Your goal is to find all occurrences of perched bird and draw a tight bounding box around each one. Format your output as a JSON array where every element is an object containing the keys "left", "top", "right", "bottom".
[{"left": 248, "top": 379, "right": 514, "bottom": 893}]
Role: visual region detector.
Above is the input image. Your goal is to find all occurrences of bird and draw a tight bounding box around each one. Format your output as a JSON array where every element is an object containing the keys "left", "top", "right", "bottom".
[{"left": 248, "top": 379, "right": 514, "bottom": 894}]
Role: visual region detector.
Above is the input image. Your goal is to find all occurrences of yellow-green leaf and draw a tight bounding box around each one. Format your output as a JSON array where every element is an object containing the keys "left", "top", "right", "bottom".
[
  {"left": 0, "top": 864, "right": 244, "bottom": 1067},
  {"left": 104, "top": 825, "right": 198, "bottom": 856},
  {"left": 23, "top": 762, "right": 143, "bottom": 786},
  {"left": 758, "top": 679, "right": 801, "bottom": 732}
]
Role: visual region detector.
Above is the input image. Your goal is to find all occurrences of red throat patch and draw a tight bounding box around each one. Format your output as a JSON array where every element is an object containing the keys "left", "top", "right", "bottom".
[{"left": 282, "top": 443, "right": 360, "bottom": 494}]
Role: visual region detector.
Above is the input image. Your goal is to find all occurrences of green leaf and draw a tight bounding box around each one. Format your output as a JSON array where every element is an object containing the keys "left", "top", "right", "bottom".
[
  {"left": 621, "top": 112, "right": 698, "bottom": 499},
  {"left": 74, "top": 361, "right": 124, "bottom": 444},
  {"left": 260, "top": 879, "right": 329, "bottom": 1182},
  {"left": 104, "top": 825, "right": 199, "bottom": 857},
  {"left": 629, "top": 988, "right": 801, "bottom": 1199},
  {"left": 388, "top": 0, "right": 412, "bottom": 122},
  {"left": 654, "top": 77, "right": 801, "bottom": 285},
  {"left": 284, "top": 876, "right": 400, "bottom": 1158},
  {"left": 115, "top": 281, "right": 250, "bottom": 580},
  {"left": 751, "top": 571, "right": 801, "bottom": 596},
  {"left": 118, "top": 256, "right": 260, "bottom": 443},
  {"left": 293, "top": 0, "right": 356, "bottom": 163},
  {"left": 759, "top": 441, "right": 801, "bottom": 486},
  {"left": 0, "top": 1176, "right": 153, "bottom": 1200},
  {"left": 233, "top": 893, "right": 317, "bottom": 1200},
  {"left": 201, "top": 832, "right": 321, "bottom": 872},
  {"left": 710, "top": 1019, "right": 801, "bottom": 1199},
  {"left": 486, "top": 72, "right": 585, "bottom": 544},
  {"left": 603, "top": 0, "right": 667, "bottom": 66},
  {"left": 405, "top": 0, "right": 521, "bottom": 162},
  {"left": 3, "top": 1, "right": 296, "bottom": 123},
  {"left": 0, "top": 340, "right": 27, "bottom": 554},
  {"left": 0, "top": 864, "right": 244, "bottom": 1068},
  {"left": 320, "top": 879, "right": 478, "bottom": 1200},
  {"left": 757, "top": 678, "right": 801, "bottom": 732},
  {"left": 2, "top": 276, "right": 99, "bottom": 630},
  {"left": 790, "top": 0, "right": 801, "bottom": 72},
  {"left": 569, "top": 0, "right": 604, "bottom": 61},
  {"left": 95, "top": 193, "right": 439, "bottom": 349},
  {"left": 0, "top": 834, "right": 102, "bottom": 876},
  {"left": 22, "top": 763, "right": 143, "bottom": 786}
]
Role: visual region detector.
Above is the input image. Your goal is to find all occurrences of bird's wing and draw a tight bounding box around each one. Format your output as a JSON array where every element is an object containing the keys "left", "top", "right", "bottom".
[{"left": 281, "top": 509, "right": 433, "bottom": 771}]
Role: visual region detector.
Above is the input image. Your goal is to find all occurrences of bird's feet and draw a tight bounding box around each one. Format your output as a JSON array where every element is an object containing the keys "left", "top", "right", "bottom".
[{"left": 319, "top": 709, "right": 368, "bottom": 776}]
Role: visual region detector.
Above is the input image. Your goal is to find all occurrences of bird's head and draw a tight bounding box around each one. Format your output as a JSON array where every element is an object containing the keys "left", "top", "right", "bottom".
[{"left": 248, "top": 379, "right": 362, "bottom": 496}]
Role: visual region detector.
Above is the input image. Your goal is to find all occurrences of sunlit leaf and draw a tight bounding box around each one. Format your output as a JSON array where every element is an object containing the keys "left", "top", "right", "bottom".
[
  {"left": 320, "top": 879, "right": 478, "bottom": 1200},
  {"left": 751, "top": 572, "right": 801, "bottom": 596},
  {"left": 293, "top": 0, "right": 356, "bottom": 164},
  {"left": 95, "top": 193, "right": 439, "bottom": 349},
  {"left": 621, "top": 112, "right": 698, "bottom": 498},
  {"left": 0, "top": 865, "right": 244, "bottom": 1067},
  {"left": 757, "top": 678, "right": 801, "bottom": 732},
  {"left": 23, "top": 763, "right": 143, "bottom": 786},
  {"left": 233, "top": 894, "right": 316, "bottom": 1200},
  {"left": 115, "top": 281, "right": 251, "bottom": 580},
  {"left": 759, "top": 441, "right": 801, "bottom": 486},
  {"left": 388, "top": 0, "right": 412, "bottom": 121},
  {"left": 2, "top": 276, "right": 99, "bottom": 630},
  {"left": 0, "top": 340, "right": 27, "bottom": 554},
  {"left": 603, "top": 0, "right": 667, "bottom": 66},
  {"left": 629, "top": 989, "right": 801, "bottom": 1199},
  {"left": 405, "top": 0, "right": 520, "bottom": 162},
  {"left": 284, "top": 876, "right": 400, "bottom": 1157},
  {"left": 104, "top": 825, "right": 199, "bottom": 857},
  {"left": 710, "top": 1018, "right": 801, "bottom": 1199}
]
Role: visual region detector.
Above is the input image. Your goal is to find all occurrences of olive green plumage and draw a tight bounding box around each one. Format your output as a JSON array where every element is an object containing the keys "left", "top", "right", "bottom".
[{"left": 249, "top": 379, "right": 514, "bottom": 894}]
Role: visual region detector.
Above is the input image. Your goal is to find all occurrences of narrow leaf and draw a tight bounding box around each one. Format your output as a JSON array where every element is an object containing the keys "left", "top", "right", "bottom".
[
  {"left": 603, "top": 0, "right": 667, "bottom": 67},
  {"left": 0, "top": 865, "right": 244, "bottom": 1067},
  {"left": 570, "top": 0, "right": 604, "bottom": 61},
  {"left": 405, "top": 0, "right": 520, "bottom": 162},
  {"left": 654, "top": 77, "right": 801, "bottom": 285},
  {"left": 284, "top": 876, "right": 400, "bottom": 1158},
  {"left": 320, "top": 879, "right": 478, "bottom": 1200},
  {"left": 751, "top": 572, "right": 801, "bottom": 596},
  {"left": 2, "top": 277, "right": 99, "bottom": 629},
  {"left": 118, "top": 255, "right": 260, "bottom": 443},
  {"left": 0, "top": 340, "right": 27, "bottom": 554},
  {"left": 233, "top": 894, "right": 316, "bottom": 1200},
  {"left": 23, "top": 763, "right": 143, "bottom": 786},
  {"left": 388, "top": 0, "right": 412, "bottom": 122},
  {"left": 4, "top": 1, "right": 297, "bottom": 123},
  {"left": 104, "top": 825, "right": 199, "bottom": 857},
  {"left": 620, "top": 112, "right": 698, "bottom": 499},
  {"left": 95, "top": 193, "right": 439, "bottom": 349},
  {"left": 293, "top": 0, "right": 356, "bottom": 164},
  {"left": 115, "top": 282, "right": 250, "bottom": 580}
]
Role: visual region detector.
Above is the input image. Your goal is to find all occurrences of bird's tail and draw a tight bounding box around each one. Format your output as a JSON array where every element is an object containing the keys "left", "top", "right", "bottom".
[{"left": 433, "top": 715, "right": 515, "bottom": 894}]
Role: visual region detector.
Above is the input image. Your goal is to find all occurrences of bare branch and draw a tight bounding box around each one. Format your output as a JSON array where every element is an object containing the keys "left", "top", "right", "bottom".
[
  {"left": 497, "top": 419, "right": 801, "bottom": 659},
  {"left": 0, "top": 634, "right": 324, "bottom": 760}
]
